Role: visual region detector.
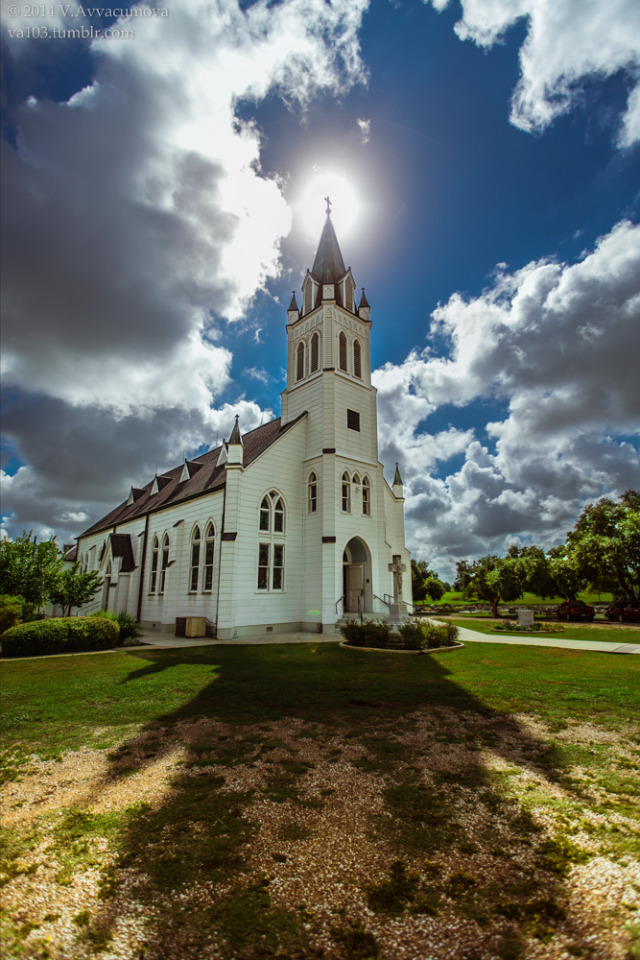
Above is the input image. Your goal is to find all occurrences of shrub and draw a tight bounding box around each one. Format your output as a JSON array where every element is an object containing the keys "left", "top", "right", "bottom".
[
  {"left": 421, "top": 622, "right": 459, "bottom": 649},
  {"left": 397, "top": 621, "right": 426, "bottom": 650},
  {"left": 1, "top": 617, "right": 119, "bottom": 658},
  {"left": 0, "top": 595, "right": 23, "bottom": 635},
  {"left": 340, "top": 619, "right": 391, "bottom": 647},
  {"left": 116, "top": 611, "right": 142, "bottom": 643}
]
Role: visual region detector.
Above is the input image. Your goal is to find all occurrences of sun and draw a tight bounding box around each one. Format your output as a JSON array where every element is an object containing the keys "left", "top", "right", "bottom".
[{"left": 295, "top": 170, "right": 361, "bottom": 242}]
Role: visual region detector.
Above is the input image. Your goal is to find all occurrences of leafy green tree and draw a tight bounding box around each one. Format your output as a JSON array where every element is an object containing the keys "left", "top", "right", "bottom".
[
  {"left": 411, "top": 560, "right": 446, "bottom": 602},
  {"left": 455, "top": 554, "right": 525, "bottom": 617},
  {"left": 0, "top": 532, "right": 62, "bottom": 611},
  {"left": 566, "top": 490, "right": 640, "bottom": 600},
  {"left": 50, "top": 563, "right": 103, "bottom": 617},
  {"left": 545, "top": 544, "right": 588, "bottom": 601}
]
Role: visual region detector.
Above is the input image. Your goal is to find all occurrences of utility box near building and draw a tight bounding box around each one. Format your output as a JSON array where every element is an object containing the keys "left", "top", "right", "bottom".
[{"left": 185, "top": 617, "right": 206, "bottom": 638}]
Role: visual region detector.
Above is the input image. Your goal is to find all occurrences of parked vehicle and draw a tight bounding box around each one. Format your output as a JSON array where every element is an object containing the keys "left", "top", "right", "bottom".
[
  {"left": 606, "top": 601, "right": 640, "bottom": 623},
  {"left": 556, "top": 600, "right": 595, "bottom": 622}
]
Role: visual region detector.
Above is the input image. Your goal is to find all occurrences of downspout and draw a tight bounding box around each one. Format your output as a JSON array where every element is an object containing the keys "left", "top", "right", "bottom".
[
  {"left": 215, "top": 480, "right": 228, "bottom": 630},
  {"left": 137, "top": 513, "right": 150, "bottom": 623}
]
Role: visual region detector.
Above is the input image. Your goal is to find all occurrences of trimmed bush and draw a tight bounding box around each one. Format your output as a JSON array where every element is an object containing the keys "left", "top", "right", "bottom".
[
  {"left": 90, "top": 609, "right": 141, "bottom": 643},
  {"left": 422, "top": 621, "right": 459, "bottom": 649},
  {"left": 396, "top": 621, "right": 426, "bottom": 650},
  {"left": 0, "top": 595, "right": 24, "bottom": 635},
  {"left": 1, "top": 617, "right": 120, "bottom": 658},
  {"left": 340, "top": 619, "right": 392, "bottom": 647}
]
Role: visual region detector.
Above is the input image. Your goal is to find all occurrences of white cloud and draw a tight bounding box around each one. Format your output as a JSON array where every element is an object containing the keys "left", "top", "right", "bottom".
[
  {"left": 428, "top": 0, "right": 640, "bottom": 145},
  {"left": 375, "top": 220, "right": 640, "bottom": 578},
  {"left": 357, "top": 117, "right": 371, "bottom": 143},
  {"left": 0, "top": 0, "right": 369, "bottom": 538}
]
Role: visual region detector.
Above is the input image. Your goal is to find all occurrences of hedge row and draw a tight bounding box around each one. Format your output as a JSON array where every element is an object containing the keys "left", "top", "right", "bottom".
[{"left": 1, "top": 617, "right": 120, "bottom": 658}]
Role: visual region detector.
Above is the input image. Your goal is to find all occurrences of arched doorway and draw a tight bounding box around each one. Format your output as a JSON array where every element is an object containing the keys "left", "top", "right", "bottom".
[{"left": 343, "top": 537, "right": 372, "bottom": 615}]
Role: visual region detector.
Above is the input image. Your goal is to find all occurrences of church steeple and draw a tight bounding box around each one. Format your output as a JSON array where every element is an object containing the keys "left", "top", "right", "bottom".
[{"left": 310, "top": 204, "right": 346, "bottom": 284}]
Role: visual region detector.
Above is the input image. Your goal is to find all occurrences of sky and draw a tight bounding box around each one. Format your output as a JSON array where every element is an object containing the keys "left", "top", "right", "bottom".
[{"left": 1, "top": 0, "right": 639, "bottom": 582}]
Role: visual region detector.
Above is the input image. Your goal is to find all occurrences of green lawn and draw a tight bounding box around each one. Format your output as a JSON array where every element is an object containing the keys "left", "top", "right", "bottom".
[
  {"left": 446, "top": 617, "right": 640, "bottom": 645},
  {"left": 1, "top": 643, "right": 639, "bottom": 960}
]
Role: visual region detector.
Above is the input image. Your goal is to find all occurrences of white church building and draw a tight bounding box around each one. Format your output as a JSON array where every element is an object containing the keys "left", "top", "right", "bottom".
[{"left": 75, "top": 209, "right": 411, "bottom": 638}]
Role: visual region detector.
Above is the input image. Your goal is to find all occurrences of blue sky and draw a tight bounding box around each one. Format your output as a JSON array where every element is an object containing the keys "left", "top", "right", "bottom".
[{"left": 2, "top": 0, "right": 639, "bottom": 579}]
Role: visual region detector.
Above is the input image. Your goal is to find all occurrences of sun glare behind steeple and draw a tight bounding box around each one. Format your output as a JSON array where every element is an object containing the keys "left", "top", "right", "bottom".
[{"left": 295, "top": 170, "right": 361, "bottom": 242}]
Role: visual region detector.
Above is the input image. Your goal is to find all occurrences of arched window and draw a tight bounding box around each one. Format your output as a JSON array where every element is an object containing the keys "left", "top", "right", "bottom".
[
  {"left": 353, "top": 473, "right": 361, "bottom": 485},
  {"left": 310, "top": 332, "right": 319, "bottom": 372},
  {"left": 345, "top": 278, "right": 354, "bottom": 312},
  {"left": 304, "top": 281, "right": 313, "bottom": 315},
  {"left": 150, "top": 536, "right": 159, "bottom": 593},
  {"left": 362, "top": 476, "right": 371, "bottom": 516},
  {"left": 296, "top": 341, "right": 305, "bottom": 381},
  {"left": 204, "top": 522, "right": 215, "bottom": 592},
  {"left": 160, "top": 534, "right": 170, "bottom": 593},
  {"left": 260, "top": 496, "right": 270, "bottom": 531},
  {"left": 190, "top": 526, "right": 201, "bottom": 592},
  {"left": 342, "top": 472, "right": 351, "bottom": 513},
  {"left": 353, "top": 339, "right": 362, "bottom": 379},
  {"left": 257, "top": 491, "right": 286, "bottom": 592},
  {"left": 308, "top": 472, "right": 317, "bottom": 513},
  {"left": 339, "top": 332, "right": 348, "bottom": 372}
]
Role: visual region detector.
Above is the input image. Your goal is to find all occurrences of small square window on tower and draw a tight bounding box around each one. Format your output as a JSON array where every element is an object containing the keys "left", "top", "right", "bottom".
[{"left": 347, "top": 409, "right": 360, "bottom": 432}]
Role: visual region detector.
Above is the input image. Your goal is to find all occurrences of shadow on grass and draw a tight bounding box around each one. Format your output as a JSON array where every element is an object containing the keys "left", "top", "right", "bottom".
[{"left": 40, "top": 644, "right": 620, "bottom": 958}]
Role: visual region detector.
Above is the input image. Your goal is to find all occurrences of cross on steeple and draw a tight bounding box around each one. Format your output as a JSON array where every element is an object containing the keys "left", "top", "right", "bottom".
[{"left": 324, "top": 195, "right": 332, "bottom": 217}]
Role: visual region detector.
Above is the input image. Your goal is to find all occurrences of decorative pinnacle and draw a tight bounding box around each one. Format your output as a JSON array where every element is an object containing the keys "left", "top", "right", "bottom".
[{"left": 324, "top": 195, "right": 332, "bottom": 217}]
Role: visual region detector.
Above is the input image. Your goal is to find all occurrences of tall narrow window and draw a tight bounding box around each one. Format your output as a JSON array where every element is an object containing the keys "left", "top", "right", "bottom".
[
  {"left": 204, "top": 523, "right": 215, "bottom": 591},
  {"left": 296, "top": 341, "right": 305, "bottom": 381},
  {"left": 260, "top": 496, "right": 270, "bottom": 531},
  {"left": 273, "top": 545, "right": 285, "bottom": 590},
  {"left": 160, "top": 534, "right": 170, "bottom": 593},
  {"left": 310, "top": 332, "right": 319, "bottom": 372},
  {"left": 296, "top": 341, "right": 304, "bottom": 380},
  {"left": 339, "top": 332, "right": 347, "bottom": 371},
  {"left": 190, "top": 526, "right": 201, "bottom": 592},
  {"left": 274, "top": 497, "right": 285, "bottom": 532},
  {"left": 353, "top": 339, "right": 362, "bottom": 379},
  {"left": 257, "top": 492, "right": 286, "bottom": 591},
  {"left": 308, "top": 472, "right": 317, "bottom": 513},
  {"left": 362, "top": 476, "right": 371, "bottom": 516},
  {"left": 304, "top": 281, "right": 313, "bottom": 314},
  {"left": 258, "top": 543, "right": 270, "bottom": 590},
  {"left": 342, "top": 472, "right": 351, "bottom": 512},
  {"left": 150, "top": 536, "right": 159, "bottom": 593},
  {"left": 345, "top": 279, "right": 354, "bottom": 312}
]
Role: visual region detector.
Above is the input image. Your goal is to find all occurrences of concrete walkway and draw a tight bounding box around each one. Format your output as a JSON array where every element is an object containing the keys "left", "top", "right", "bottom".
[{"left": 437, "top": 623, "right": 640, "bottom": 655}]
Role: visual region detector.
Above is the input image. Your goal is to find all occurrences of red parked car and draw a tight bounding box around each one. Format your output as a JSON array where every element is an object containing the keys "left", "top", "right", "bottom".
[
  {"left": 556, "top": 600, "right": 595, "bottom": 622},
  {"left": 607, "top": 601, "right": 640, "bottom": 623}
]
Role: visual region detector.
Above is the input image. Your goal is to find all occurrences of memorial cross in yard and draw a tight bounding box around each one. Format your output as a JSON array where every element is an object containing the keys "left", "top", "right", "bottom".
[{"left": 389, "top": 555, "right": 406, "bottom": 603}]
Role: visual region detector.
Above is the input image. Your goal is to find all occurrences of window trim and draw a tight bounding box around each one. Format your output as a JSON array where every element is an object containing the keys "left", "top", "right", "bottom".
[
  {"left": 339, "top": 331, "right": 348, "bottom": 372},
  {"left": 308, "top": 471, "right": 318, "bottom": 513},
  {"left": 257, "top": 491, "right": 286, "bottom": 592},
  {"left": 341, "top": 472, "right": 351, "bottom": 513},
  {"left": 190, "top": 525, "right": 201, "bottom": 593},
  {"left": 203, "top": 521, "right": 215, "bottom": 592}
]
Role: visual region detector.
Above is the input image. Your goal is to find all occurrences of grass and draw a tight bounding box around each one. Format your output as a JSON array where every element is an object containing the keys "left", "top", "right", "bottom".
[
  {"left": 446, "top": 618, "right": 640, "bottom": 645},
  {"left": 1, "top": 642, "right": 639, "bottom": 959}
]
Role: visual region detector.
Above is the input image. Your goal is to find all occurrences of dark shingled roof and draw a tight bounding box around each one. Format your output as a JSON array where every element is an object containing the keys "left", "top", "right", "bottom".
[
  {"left": 311, "top": 216, "right": 347, "bottom": 284},
  {"left": 79, "top": 414, "right": 306, "bottom": 540}
]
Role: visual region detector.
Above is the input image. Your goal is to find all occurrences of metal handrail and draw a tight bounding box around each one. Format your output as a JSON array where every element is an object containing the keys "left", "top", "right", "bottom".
[
  {"left": 335, "top": 595, "right": 345, "bottom": 614},
  {"left": 373, "top": 594, "right": 391, "bottom": 609}
]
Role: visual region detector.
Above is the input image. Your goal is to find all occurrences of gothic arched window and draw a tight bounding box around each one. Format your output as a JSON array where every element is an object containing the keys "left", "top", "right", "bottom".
[
  {"left": 342, "top": 472, "right": 351, "bottom": 513},
  {"left": 310, "top": 332, "right": 320, "bottom": 372},
  {"left": 308, "top": 472, "right": 317, "bottom": 513},
  {"left": 257, "top": 491, "right": 286, "bottom": 591},
  {"left": 204, "top": 522, "right": 215, "bottom": 592},
  {"left": 190, "top": 526, "right": 201, "bottom": 592},
  {"left": 339, "top": 332, "right": 348, "bottom": 372},
  {"left": 296, "top": 341, "right": 305, "bottom": 381},
  {"left": 362, "top": 476, "right": 371, "bottom": 516},
  {"left": 160, "top": 534, "right": 170, "bottom": 593},
  {"left": 353, "top": 339, "right": 362, "bottom": 379},
  {"left": 150, "top": 536, "right": 159, "bottom": 593}
]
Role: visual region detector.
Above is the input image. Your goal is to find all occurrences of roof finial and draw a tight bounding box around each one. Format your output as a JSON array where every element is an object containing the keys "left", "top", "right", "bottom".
[{"left": 324, "top": 195, "right": 332, "bottom": 217}]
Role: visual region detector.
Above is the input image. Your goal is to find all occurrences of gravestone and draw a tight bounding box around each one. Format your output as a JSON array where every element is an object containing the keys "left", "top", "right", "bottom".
[{"left": 518, "top": 608, "right": 534, "bottom": 628}]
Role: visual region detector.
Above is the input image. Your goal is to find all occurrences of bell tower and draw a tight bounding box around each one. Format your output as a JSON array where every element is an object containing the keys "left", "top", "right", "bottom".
[{"left": 281, "top": 201, "right": 377, "bottom": 464}]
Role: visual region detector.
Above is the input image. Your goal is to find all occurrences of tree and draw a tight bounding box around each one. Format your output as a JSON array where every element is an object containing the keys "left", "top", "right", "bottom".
[
  {"left": 412, "top": 560, "right": 446, "bottom": 602},
  {"left": 566, "top": 490, "right": 640, "bottom": 600},
  {"left": 455, "top": 554, "right": 525, "bottom": 617},
  {"left": 50, "top": 563, "right": 103, "bottom": 616},
  {"left": 546, "top": 544, "right": 588, "bottom": 601},
  {"left": 0, "top": 532, "right": 62, "bottom": 611}
]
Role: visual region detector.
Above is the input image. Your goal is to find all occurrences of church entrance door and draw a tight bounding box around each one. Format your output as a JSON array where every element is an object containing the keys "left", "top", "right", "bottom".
[{"left": 345, "top": 563, "right": 364, "bottom": 614}]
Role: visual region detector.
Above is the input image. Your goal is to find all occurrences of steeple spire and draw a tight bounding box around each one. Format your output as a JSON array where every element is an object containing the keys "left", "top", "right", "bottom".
[{"left": 311, "top": 203, "right": 346, "bottom": 284}]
